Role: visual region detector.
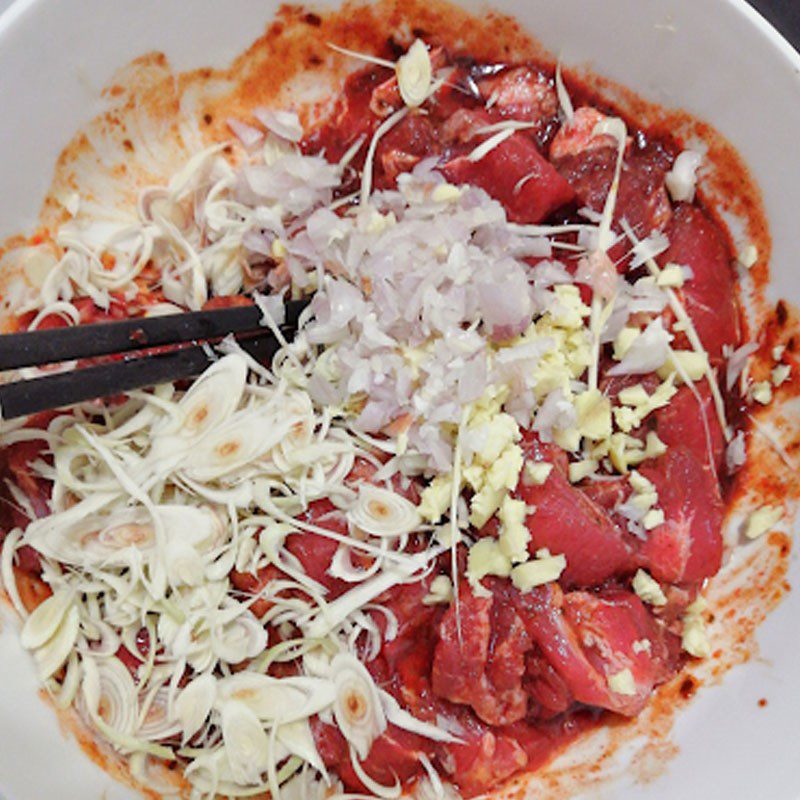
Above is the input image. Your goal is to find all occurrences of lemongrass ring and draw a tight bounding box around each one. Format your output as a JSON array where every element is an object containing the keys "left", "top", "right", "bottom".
[
  {"left": 330, "top": 653, "right": 387, "bottom": 760},
  {"left": 347, "top": 485, "right": 421, "bottom": 538},
  {"left": 396, "top": 40, "right": 432, "bottom": 108}
]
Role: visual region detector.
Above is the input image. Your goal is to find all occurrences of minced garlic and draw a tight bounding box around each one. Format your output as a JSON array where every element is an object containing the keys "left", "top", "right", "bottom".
[
  {"left": 608, "top": 668, "right": 636, "bottom": 696},
  {"left": 744, "top": 505, "right": 783, "bottom": 540},
  {"left": 510, "top": 553, "right": 566, "bottom": 592},
  {"left": 632, "top": 569, "right": 667, "bottom": 606}
]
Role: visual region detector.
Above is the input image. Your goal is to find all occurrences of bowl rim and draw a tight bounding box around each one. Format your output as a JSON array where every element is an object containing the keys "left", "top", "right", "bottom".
[
  {"left": 724, "top": 0, "right": 800, "bottom": 67},
  {"left": 1, "top": 0, "right": 800, "bottom": 70},
  {"left": 0, "top": 1, "right": 797, "bottom": 799}
]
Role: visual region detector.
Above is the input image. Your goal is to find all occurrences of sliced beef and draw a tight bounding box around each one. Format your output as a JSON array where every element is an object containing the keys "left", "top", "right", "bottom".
[
  {"left": 523, "top": 647, "right": 575, "bottom": 718},
  {"left": 477, "top": 66, "right": 559, "bottom": 127},
  {"left": 376, "top": 113, "right": 438, "bottom": 186},
  {"left": 313, "top": 718, "right": 434, "bottom": 793},
  {"left": 657, "top": 203, "right": 739, "bottom": 364},
  {"left": 652, "top": 382, "right": 726, "bottom": 474},
  {"left": 513, "top": 583, "right": 678, "bottom": 717},
  {"left": 229, "top": 563, "right": 284, "bottom": 618},
  {"left": 302, "top": 68, "right": 386, "bottom": 163},
  {"left": 432, "top": 582, "right": 530, "bottom": 726},
  {"left": 433, "top": 580, "right": 678, "bottom": 727},
  {"left": 636, "top": 446, "right": 724, "bottom": 585},
  {"left": 437, "top": 710, "right": 529, "bottom": 797},
  {"left": 516, "top": 456, "right": 636, "bottom": 587},
  {"left": 283, "top": 499, "right": 352, "bottom": 597},
  {"left": 441, "top": 124, "right": 575, "bottom": 223},
  {"left": 552, "top": 107, "right": 673, "bottom": 240}
]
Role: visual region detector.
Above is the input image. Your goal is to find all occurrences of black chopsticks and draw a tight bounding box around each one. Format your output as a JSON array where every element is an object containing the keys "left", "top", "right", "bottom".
[
  {"left": 0, "top": 298, "right": 310, "bottom": 420},
  {"left": 0, "top": 302, "right": 308, "bottom": 370}
]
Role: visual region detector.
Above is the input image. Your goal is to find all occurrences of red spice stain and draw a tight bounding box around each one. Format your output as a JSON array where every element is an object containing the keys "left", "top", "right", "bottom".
[
  {"left": 47, "top": 694, "right": 187, "bottom": 800},
  {"left": 0, "top": 1, "right": 795, "bottom": 798}
]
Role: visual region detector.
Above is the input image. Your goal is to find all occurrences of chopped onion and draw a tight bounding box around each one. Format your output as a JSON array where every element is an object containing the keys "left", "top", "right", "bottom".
[
  {"left": 253, "top": 108, "right": 304, "bottom": 142},
  {"left": 609, "top": 318, "right": 673, "bottom": 375},
  {"left": 726, "top": 341, "right": 760, "bottom": 391},
  {"left": 726, "top": 430, "right": 747, "bottom": 472}
]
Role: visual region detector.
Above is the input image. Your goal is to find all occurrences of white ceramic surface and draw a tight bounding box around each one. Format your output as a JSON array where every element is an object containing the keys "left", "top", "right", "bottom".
[{"left": 0, "top": 1, "right": 797, "bottom": 799}]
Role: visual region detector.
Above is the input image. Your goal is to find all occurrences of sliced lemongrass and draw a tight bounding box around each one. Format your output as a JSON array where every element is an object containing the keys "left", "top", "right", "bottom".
[
  {"left": 81, "top": 656, "right": 138, "bottom": 738},
  {"left": 248, "top": 637, "right": 319, "bottom": 676},
  {"left": 303, "top": 550, "right": 432, "bottom": 638},
  {"left": 216, "top": 673, "right": 335, "bottom": 723},
  {"left": 1, "top": 528, "right": 27, "bottom": 617},
  {"left": 165, "top": 539, "right": 206, "bottom": 587},
  {"left": 205, "top": 757, "right": 303, "bottom": 799},
  {"left": 173, "top": 353, "right": 248, "bottom": 438},
  {"left": 329, "top": 542, "right": 385, "bottom": 583},
  {"left": 181, "top": 410, "right": 298, "bottom": 482},
  {"left": 174, "top": 673, "right": 217, "bottom": 744},
  {"left": 347, "top": 484, "right": 421, "bottom": 537},
  {"left": 211, "top": 610, "right": 267, "bottom": 665},
  {"left": 555, "top": 60, "right": 575, "bottom": 123},
  {"left": 331, "top": 653, "right": 387, "bottom": 760},
  {"left": 34, "top": 605, "right": 80, "bottom": 681},
  {"left": 360, "top": 107, "right": 410, "bottom": 206},
  {"left": 466, "top": 127, "right": 515, "bottom": 162},
  {"left": 396, "top": 39, "right": 432, "bottom": 108},
  {"left": 379, "top": 690, "right": 459, "bottom": 742},
  {"left": 593, "top": 116, "right": 627, "bottom": 253},
  {"left": 220, "top": 700, "right": 271, "bottom": 784},
  {"left": 449, "top": 408, "right": 468, "bottom": 642},
  {"left": 349, "top": 745, "right": 401, "bottom": 799},
  {"left": 20, "top": 589, "right": 74, "bottom": 650},
  {"left": 137, "top": 686, "right": 183, "bottom": 741},
  {"left": 474, "top": 120, "right": 537, "bottom": 135},
  {"left": 52, "top": 651, "right": 82, "bottom": 710},
  {"left": 258, "top": 495, "right": 421, "bottom": 565},
  {"left": 326, "top": 42, "right": 396, "bottom": 69},
  {"left": 276, "top": 719, "right": 327, "bottom": 773}
]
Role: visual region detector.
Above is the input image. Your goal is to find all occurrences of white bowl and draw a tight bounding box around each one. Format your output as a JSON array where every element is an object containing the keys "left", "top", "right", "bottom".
[{"left": 0, "top": 1, "right": 797, "bottom": 798}]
